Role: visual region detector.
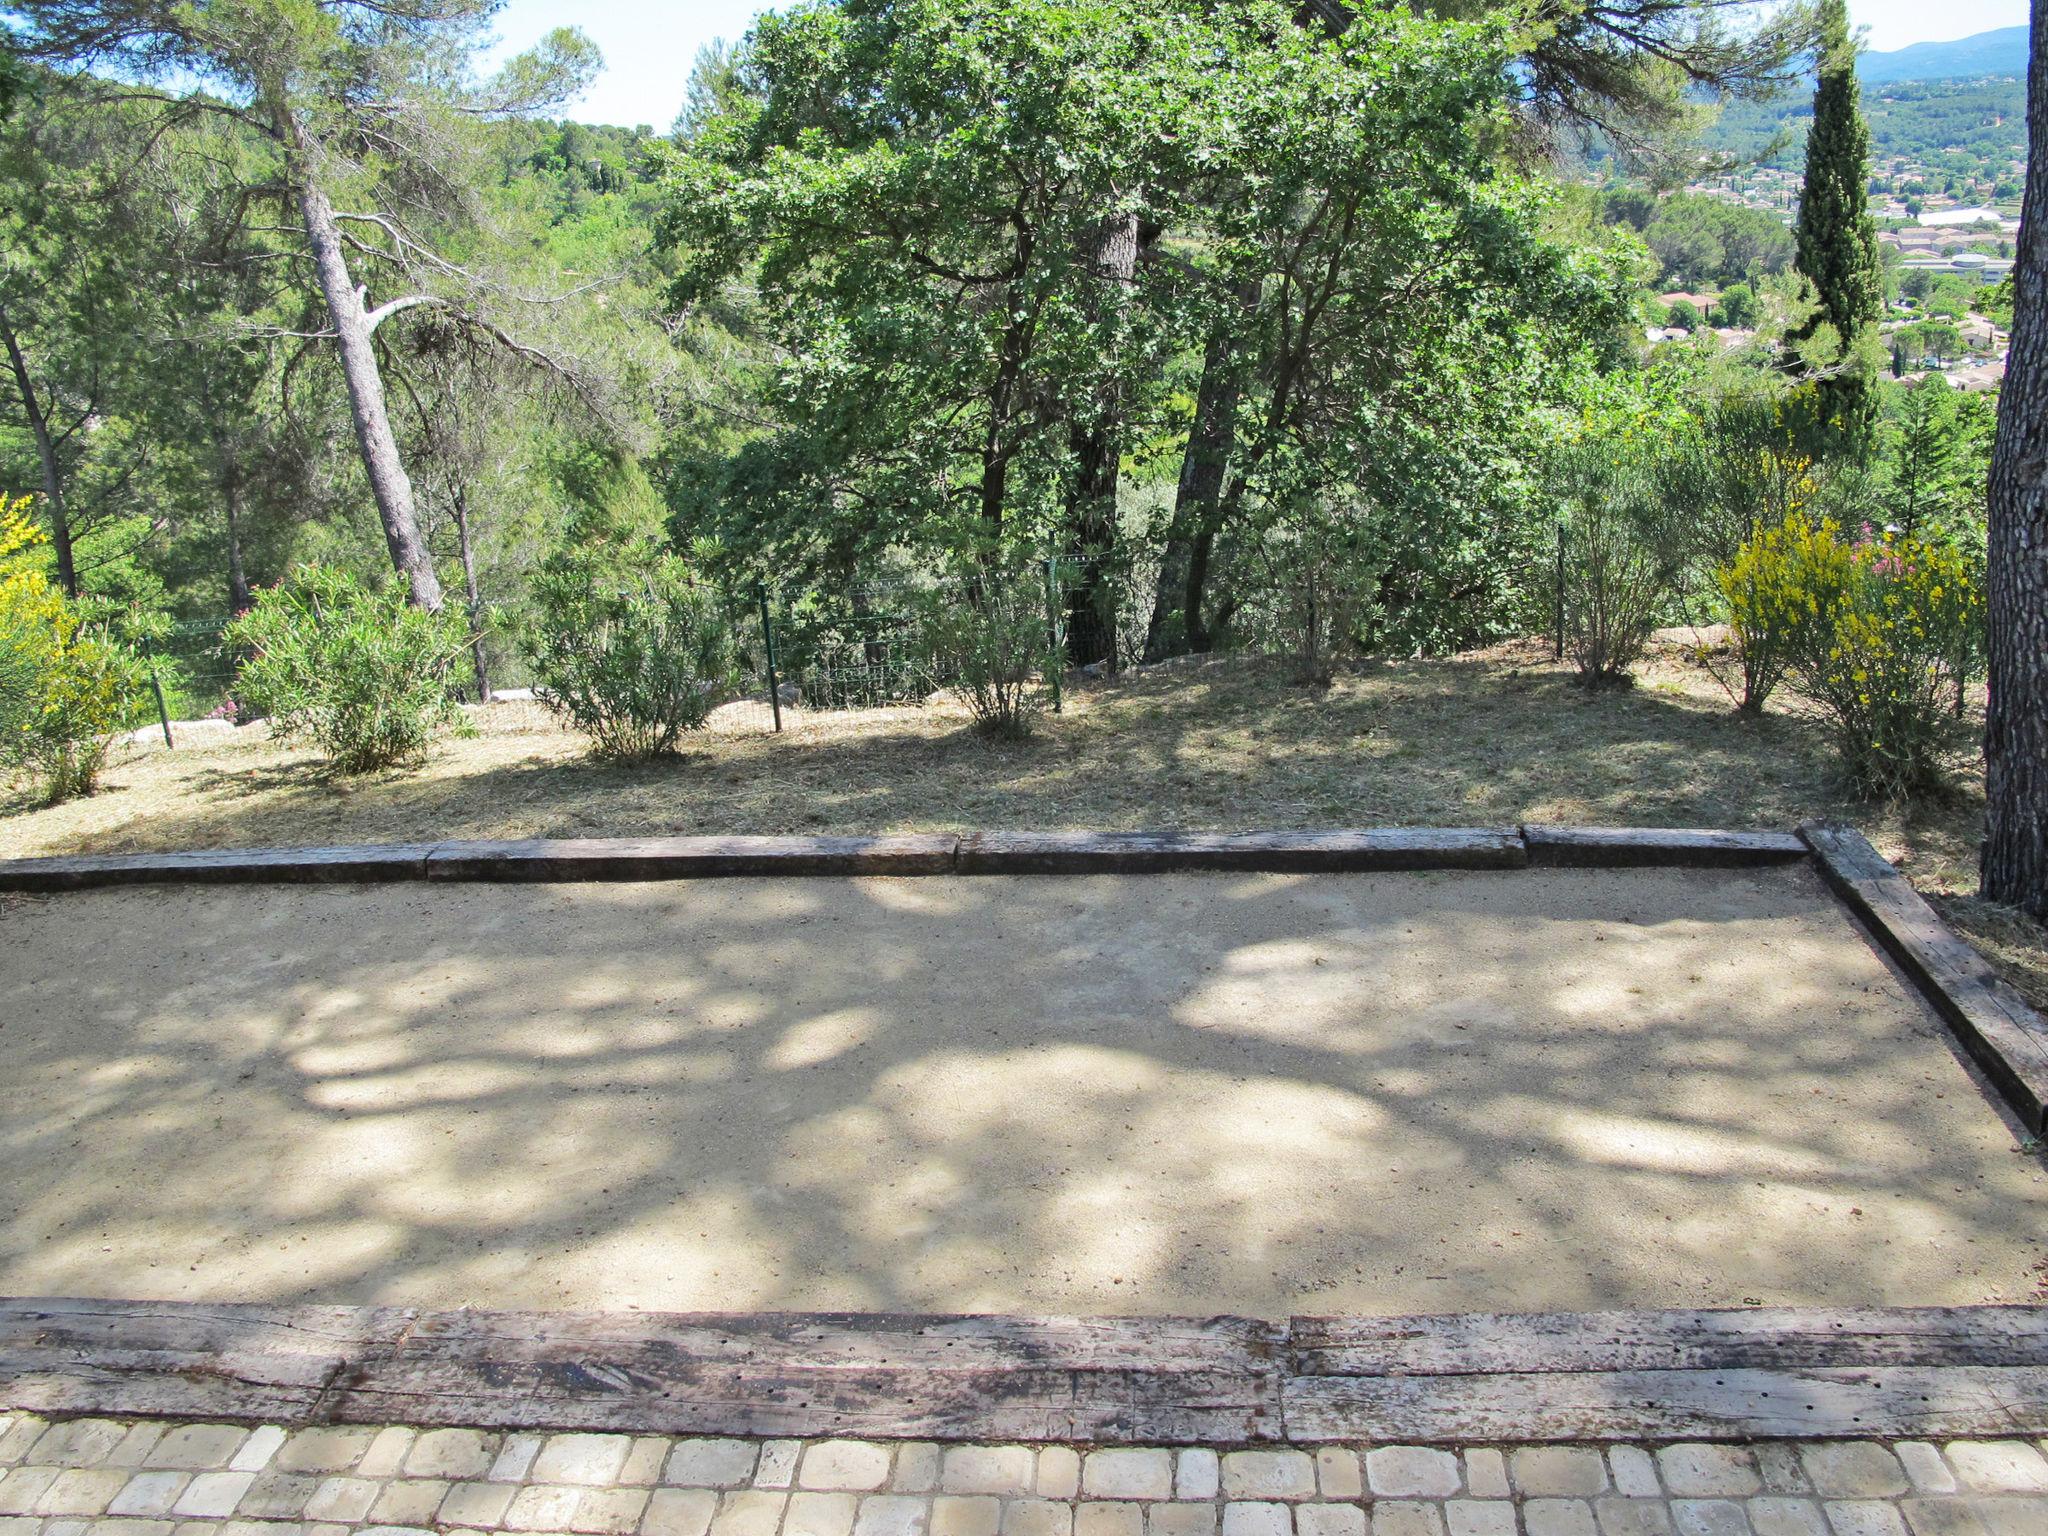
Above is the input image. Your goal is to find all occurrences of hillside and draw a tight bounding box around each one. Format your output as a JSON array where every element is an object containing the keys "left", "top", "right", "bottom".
[{"left": 1859, "top": 25, "right": 2028, "bottom": 86}]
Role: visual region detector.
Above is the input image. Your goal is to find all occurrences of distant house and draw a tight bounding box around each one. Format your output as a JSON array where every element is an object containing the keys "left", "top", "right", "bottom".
[{"left": 1919, "top": 206, "right": 2020, "bottom": 233}]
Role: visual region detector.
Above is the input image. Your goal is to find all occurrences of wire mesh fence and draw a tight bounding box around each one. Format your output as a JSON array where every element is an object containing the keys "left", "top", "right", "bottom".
[
  {"left": 142, "top": 618, "right": 239, "bottom": 725},
  {"left": 140, "top": 552, "right": 1147, "bottom": 742}
]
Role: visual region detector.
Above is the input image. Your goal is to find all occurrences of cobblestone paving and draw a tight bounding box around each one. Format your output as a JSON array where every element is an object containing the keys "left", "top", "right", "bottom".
[{"left": 2, "top": 1414, "right": 2045, "bottom": 1536}]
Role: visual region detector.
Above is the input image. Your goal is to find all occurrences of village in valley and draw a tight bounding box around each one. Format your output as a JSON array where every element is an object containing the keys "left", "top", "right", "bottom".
[{"left": 1634, "top": 53, "right": 2026, "bottom": 391}]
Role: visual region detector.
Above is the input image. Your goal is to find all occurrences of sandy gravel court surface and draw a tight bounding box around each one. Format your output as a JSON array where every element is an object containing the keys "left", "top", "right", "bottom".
[{"left": 1, "top": 865, "right": 2042, "bottom": 1316}]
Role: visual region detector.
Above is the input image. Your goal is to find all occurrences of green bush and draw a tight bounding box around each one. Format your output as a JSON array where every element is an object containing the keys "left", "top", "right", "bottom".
[
  {"left": 228, "top": 566, "right": 467, "bottom": 774},
  {"left": 1721, "top": 514, "right": 1983, "bottom": 798},
  {"left": 915, "top": 570, "right": 1055, "bottom": 739},
  {"left": 1552, "top": 443, "right": 1685, "bottom": 687},
  {"left": 1, "top": 495, "right": 144, "bottom": 803},
  {"left": 524, "top": 549, "right": 739, "bottom": 760},
  {"left": 1243, "top": 498, "right": 1373, "bottom": 687}
]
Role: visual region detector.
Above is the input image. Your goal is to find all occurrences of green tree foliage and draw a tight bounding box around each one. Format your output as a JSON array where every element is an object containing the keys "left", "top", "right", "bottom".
[
  {"left": 1606, "top": 190, "right": 1795, "bottom": 289},
  {"left": 662, "top": 0, "right": 1632, "bottom": 656},
  {"left": 4, "top": 0, "right": 603, "bottom": 610},
  {"left": 0, "top": 87, "right": 167, "bottom": 600},
  {"left": 1790, "top": 0, "right": 1884, "bottom": 446},
  {"left": 1883, "top": 375, "right": 1962, "bottom": 538},
  {"left": 1715, "top": 282, "right": 1759, "bottom": 327}
]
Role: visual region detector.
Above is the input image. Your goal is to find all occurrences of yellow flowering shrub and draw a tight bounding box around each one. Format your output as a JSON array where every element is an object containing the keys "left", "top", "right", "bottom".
[
  {"left": 0, "top": 495, "right": 143, "bottom": 803},
  {"left": 1713, "top": 456, "right": 1833, "bottom": 712},
  {"left": 1721, "top": 511, "right": 1983, "bottom": 798}
]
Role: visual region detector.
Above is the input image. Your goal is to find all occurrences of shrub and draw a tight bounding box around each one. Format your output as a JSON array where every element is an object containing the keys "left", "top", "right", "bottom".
[
  {"left": 916, "top": 568, "right": 1056, "bottom": 739},
  {"left": 1725, "top": 513, "right": 1983, "bottom": 798},
  {"left": 0, "top": 496, "right": 143, "bottom": 803},
  {"left": 228, "top": 566, "right": 467, "bottom": 774},
  {"left": 524, "top": 549, "right": 739, "bottom": 760},
  {"left": 1552, "top": 445, "right": 1685, "bottom": 686},
  {"left": 1243, "top": 498, "right": 1373, "bottom": 687},
  {"left": 1716, "top": 510, "right": 1837, "bottom": 714}
]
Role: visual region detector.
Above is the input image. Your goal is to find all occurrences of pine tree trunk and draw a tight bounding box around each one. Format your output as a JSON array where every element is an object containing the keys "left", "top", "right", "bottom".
[
  {"left": 1981, "top": 0, "right": 2048, "bottom": 918},
  {"left": 0, "top": 301, "right": 78, "bottom": 598},
  {"left": 1063, "top": 211, "right": 1142, "bottom": 668},
  {"left": 279, "top": 107, "right": 444, "bottom": 612}
]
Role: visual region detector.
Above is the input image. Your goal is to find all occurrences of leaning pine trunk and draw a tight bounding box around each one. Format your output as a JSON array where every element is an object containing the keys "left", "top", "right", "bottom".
[
  {"left": 278, "top": 102, "right": 444, "bottom": 612},
  {"left": 1981, "top": 0, "right": 2048, "bottom": 918}
]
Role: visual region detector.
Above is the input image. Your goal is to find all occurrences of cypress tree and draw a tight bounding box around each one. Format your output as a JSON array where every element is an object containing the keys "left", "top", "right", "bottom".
[{"left": 1791, "top": 0, "right": 1884, "bottom": 447}]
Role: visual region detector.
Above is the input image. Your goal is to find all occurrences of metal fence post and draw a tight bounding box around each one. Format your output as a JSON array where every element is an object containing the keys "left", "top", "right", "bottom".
[
  {"left": 148, "top": 666, "right": 174, "bottom": 749},
  {"left": 1043, "top": 556, "right": 1063, "bottom": 715},
  {"left": 1553, "top": 518, "right": 1566, "bottom": 663},
  {"left": 755, "top": 580, "right": 783, "bottom": 733}
]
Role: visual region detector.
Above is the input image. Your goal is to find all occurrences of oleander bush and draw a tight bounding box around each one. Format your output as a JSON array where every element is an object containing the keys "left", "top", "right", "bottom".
[
  {"left": 228, "top": 565, "right": 468, "bottom": 774},
  {"left": 524, "top": 547, "right": 740, "bottom": 760},
  {"left": 914, "top": 567, "right": 1056, "bottom": 739}
]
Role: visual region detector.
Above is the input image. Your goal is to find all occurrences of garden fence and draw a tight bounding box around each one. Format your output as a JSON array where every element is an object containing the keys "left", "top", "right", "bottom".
[{"left": 143, "top": 552, "right": 1143, "bottom": 740}]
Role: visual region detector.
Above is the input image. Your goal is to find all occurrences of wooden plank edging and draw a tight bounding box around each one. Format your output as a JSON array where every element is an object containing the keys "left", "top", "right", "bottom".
[
  {"left": 954, "top": 829, "right": 1529, "bottom": 874},
  {"left": 0, "top": 843, "right": 440, "bottom": 891},
  {"left": 423, "top": 835, "right": 961, "bottom": 881},
  {"left": 1522, "top": 825, "right": 1809, "bottom": 868},
  {"left": 0, "top": 826, "right": 1854, "bottom": 892},
  {"left": 1798, "top": 819, "right": 2048, "bottom": 1135},
  {"left": 6, "top": 1298, "right": 2047, "bottom": 1443}
]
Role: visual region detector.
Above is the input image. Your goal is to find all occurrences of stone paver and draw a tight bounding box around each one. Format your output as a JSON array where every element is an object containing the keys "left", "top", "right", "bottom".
[
  {"left": 1748, "top": 1500, "right": 1828, "bottom": 1536},
  {"left": 1074, "top": 1503, "right": 1141, "bottom": 1536},
  {"left": 1447, "top": 1503, "right": 1517, "bottom": 1536},
  {"left": 1219, "top": 1455, "right": 1314, "bottom": 1502},
  {"left": 1296, "top": 1504, "right": 1365, "bottom": 1536},
  {"left": 800, "top": 1444, "right": 894, "bottom": 1494},
  {"left": 1367, "top": 1448, "right": 1461, "bottom": 1499},
  {"left": 1660, "top": 1449, "right": 1762, "bottom": 1498},
  {"left": 1085, "top": 1453, "right": 1173, "bottom": 1502},
  {"left": 667, "top": 1444, "right": 759, "bottom": 1492},
  {"left": 406, "top": 1431, "right": 496, "bottom": 1481},
  {"left": 1218, "top": 1503, "right": 1289, "bottom": 1536},
  {"left": 1801, "top": 1447, "right": 1908, "bottom": 1500},
  {"left": 1464, "top": 1452, "right": 1510, "bottom": 1501},
  {"left": 0, "top": 1418, "right": 2038, "bottom": 1536},
  {"left": 790, "top": 1493, "right": 861, "bottom": 1536},
  {"left": 934, "top": 1496, "right": 1003, "bottom": 1536},
  {"left": 1514, "top": 1449, "right": 1609, "bottom": 1498},
  {"left": 1313, "top": 1454, "right": 1360, "bottom": 1502},
  {"left": 941, "top": 1450, "right": 1036, "bottom": 1499},
  {"left": 1941, "top": 1444, "right": 2048, "bottom": 1495},
  {"left": 1175, "top": 1454, "right": 1220, "bottom": 1503}
]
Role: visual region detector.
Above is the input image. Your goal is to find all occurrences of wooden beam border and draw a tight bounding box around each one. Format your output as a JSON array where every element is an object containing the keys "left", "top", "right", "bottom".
[
  {"left": 1799, "top": 819, "right": 2048, "bottom": 1135},
  {"left": 5, "top": 1298, "right": 2046, "bottom": 1444},
  {"left": 953, "top": 828, "right": 1528, "bottom": 874},
  {"left": 0, "top": 825, "right": 1845, "bottom": 892},
  {"left": 1522, "top": 825, "right": 1809, "bottom": 868}
]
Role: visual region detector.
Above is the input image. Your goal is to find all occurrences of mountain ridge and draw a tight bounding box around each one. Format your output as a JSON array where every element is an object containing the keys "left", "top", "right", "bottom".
[{"left": 1861, "top": 26, "right": 2028, "bottom": 86}]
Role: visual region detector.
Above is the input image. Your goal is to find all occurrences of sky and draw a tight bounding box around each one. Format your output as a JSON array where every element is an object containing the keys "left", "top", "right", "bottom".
[{"left": 487, "top": 0, "right": 2033, "bottom": 131}]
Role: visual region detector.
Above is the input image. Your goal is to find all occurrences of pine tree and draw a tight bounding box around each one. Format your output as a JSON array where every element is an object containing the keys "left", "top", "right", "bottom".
[
  {"left": 1791, "top": 0, "right": 1884, "bottom": 447},
  {"left": 1982, "top": 0, "right": 2048, "bottom": 917}
]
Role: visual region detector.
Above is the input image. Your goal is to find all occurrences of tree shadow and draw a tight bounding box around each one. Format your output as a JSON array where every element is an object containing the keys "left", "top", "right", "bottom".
[{"left": 3, "top": 864, "right": 2042, "bottom": 1319}]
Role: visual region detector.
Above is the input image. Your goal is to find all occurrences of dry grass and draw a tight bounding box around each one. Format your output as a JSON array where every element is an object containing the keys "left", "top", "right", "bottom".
[{"left": 7, "top": 636, "right": 2043, "bottom": 1006}]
